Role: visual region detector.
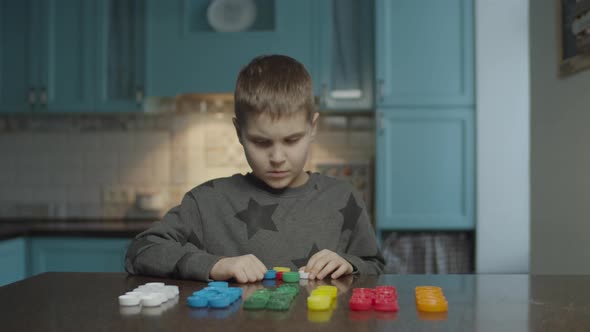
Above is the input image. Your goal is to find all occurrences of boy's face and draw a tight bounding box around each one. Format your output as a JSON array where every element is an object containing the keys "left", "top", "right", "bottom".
[{"left": 234, "top": 111, "right": 319, "bottom": 189}]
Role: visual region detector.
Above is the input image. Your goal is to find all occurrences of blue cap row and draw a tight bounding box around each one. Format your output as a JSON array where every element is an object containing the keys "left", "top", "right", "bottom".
[{"left": 187, "top": 286, "right": 243, "bottom": 309}]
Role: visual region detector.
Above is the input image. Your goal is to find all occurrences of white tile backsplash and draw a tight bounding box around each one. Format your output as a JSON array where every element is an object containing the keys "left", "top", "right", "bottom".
[
  {"left": 31, "top": 186, "right": 67, "bottom": 203},
  {"left": 0, "top": 112, "right": 374, "bottom": 218},
  {"left": 0, "top": 185, "right": 33, "bottom": 202},
  {"left": 67, "top": 185, "right": 102, "bottom": 204}
]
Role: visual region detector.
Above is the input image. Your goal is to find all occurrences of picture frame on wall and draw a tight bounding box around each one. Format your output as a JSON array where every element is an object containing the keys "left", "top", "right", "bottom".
[{"left": 558, "top": 0, "right": 590, "bottom": 77}]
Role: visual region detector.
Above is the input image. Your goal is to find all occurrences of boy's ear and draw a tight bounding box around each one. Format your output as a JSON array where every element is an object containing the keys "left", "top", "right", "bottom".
[
  {"left": 232, "top": 117, "right": 243, "bottom": 145},
  {"left": 310, "top": 112, "right": 320, "bottom": 139}
]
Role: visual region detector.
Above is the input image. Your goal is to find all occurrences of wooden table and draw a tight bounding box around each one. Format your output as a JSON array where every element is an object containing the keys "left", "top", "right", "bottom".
[{"left": 1, "top": 272, "right": 589, "bottom": 331}]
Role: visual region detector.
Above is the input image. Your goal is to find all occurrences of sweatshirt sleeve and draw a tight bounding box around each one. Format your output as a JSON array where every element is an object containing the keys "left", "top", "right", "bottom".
[
  {"left": 337, "top": 191, "right": 385, "bottom": 275},
  {"left": 125, "top": 190, "right": 223, "bottom": 282}
]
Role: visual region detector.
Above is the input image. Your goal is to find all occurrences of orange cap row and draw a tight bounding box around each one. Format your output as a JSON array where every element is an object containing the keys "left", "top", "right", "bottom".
[{"left": 415, "top": 286, "right": 448, "bottom": 313}]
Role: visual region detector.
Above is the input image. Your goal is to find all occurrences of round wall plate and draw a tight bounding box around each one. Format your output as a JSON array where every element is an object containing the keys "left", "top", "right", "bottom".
[{"left": 207, "top": 0, "right": 257, "bottom": 32}]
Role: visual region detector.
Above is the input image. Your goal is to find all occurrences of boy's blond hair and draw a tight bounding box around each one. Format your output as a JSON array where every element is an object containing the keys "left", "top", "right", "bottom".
[{"left": 234, "top": 55, "right": 314, "bottom": 128}]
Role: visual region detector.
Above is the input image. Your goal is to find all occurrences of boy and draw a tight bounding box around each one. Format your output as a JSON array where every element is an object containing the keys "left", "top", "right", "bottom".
[{"left": 125, "top": 55, "right": 384, "bottom": 283}]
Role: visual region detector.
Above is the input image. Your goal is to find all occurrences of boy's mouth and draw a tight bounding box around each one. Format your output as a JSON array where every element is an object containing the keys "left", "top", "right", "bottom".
[{"left": 268, "top": 170, "right": 289, "bottom": 178}]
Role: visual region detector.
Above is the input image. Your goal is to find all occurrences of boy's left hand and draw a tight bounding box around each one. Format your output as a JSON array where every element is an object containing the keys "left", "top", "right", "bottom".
[{"left": 301, "top": 249, "right": 353, "bottom": 280}]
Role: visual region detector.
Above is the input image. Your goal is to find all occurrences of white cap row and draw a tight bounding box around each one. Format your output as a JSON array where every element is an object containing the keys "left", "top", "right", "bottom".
[{"left": 119, "top": 282, "right": 180, "bottom": 307}]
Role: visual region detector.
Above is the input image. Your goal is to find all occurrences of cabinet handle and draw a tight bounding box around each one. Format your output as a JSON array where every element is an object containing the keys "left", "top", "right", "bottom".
[
  {"left": 28, "top": 88, "right": 36, "bottom": 106},
  {"left": 378, "top": 79, "right": 385, "bottom": 101},
  {"left": 320, "top": 83, "right": 328, "bottom": 107},
  {"left": 39, "top": 87, "right": 47, "bottom": 106},
  {"left": 135, "top": 86, "right": 144, "bottom": 105}
]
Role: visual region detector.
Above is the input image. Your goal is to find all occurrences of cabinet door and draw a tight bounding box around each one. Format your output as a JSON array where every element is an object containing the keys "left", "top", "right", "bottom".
[
  {"left": 375, "top": 0, "right": 474, "bottom": 107},
  {"left": 315, "top": 0, "right": 374, "bottom": 111},
  {"left": 94, "top": 0, "right": 145, "bottom": 112},
  {"left": 0, "top": 0, "right": 36, "bottom": 113},
  {"left": 30, "top": 237, "right": 131, "bottom": 275},
  {"left": 38, "top": 0, "right": 96, "bottom": 112},
  {"left": 0, "top": 237, "right": 28, "bottom": 286},
  {"left": 146, "top": 0, "right": 315, "bottom": 95},
  {"left": 375, "top": 108, "right": 474, "bottom": 230}
]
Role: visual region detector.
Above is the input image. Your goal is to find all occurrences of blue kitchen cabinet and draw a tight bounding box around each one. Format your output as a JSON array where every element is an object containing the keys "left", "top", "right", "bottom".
[
  {"left": 374, "top": 0, "right": 475, "bottom": 231},
  {"left": 0, "top": 0, "right": 145, "bottom": 113},
  {"left": 94, "top": 0, "right": 146, "bottom": 112},
  {"left": 314, "top": 0, "right": 374, "bottom": 111},
  {"left": 0, "top": 237, "right": 28, "bottom": 286},
  {"left": 375, "top": 0, "right": 474, "bottom": 107},
  {"left": 36, "top": 0, "right": 96, "bottom": 112},
  {"left": 146, "top": 0, "right": 317, "bottom": 96},
  {"left": 30, "top": 237, "right": 131, "bottom": 275},
  {"left": 375, "top": 109, "right": 474, "bottom": 232},
  {"left": 0, "top": 0, "right": 37, "bottom": 113}
]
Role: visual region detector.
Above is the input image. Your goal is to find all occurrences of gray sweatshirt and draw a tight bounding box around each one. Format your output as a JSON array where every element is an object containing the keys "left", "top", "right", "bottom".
[{"left": 125, "top": 172, "right": 384, "bottom": 281}]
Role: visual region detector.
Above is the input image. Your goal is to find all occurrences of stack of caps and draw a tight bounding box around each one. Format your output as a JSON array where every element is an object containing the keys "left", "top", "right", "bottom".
[
  {"left": 415, "top": 286, "right": 448, "bottom": 312},
  {"left": 307, "top": 285, "right": 338, "bottom": 311},
  {"left": 186, "top": 281, "right": 243, "bottom": 309},
  {"left": 349, "top": 286, "right": 399, "bottom": 312},
  {"left": 271, "top": 267, "right": 290, "bottom": 281},
  {"left": 118, "top": 282, "right": 179, "bottom": 307},
  {"left": 243, "top": 284, "right": 299, "bottom": 311},
  {"left": 264, "top": 267, "right": 307, "bottom": 282}
]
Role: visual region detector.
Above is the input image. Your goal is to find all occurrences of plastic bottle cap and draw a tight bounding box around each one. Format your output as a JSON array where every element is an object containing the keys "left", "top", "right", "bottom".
[
  {"left": 415, "top": 286, "right": 442, "bottom": 292},
  {"left": 416, "top": 300, "right": 448, "bottom": 312},
  {"left": 244, "top": 296, "right": 268, "bottom": 310},
  {"left": 282, "top": 272, "right": 300, "bottom": 283},
  {"left": 307, "top": 295, "right": 331, "bottom": 311},
  {"left": 376, "top": 286, "right": 397, "bottom": 294},
  {"left": 273, "top": 267, "right": 291, "bottom": 272},
  {"left": 118, "top": 295, "right": 141, "bottom": 306},
  {"left": 140, "top": 294, "right": 163, "bottom": 307},
  {"left": 263, "top": 270, "right": 277, "bottom": 280},
  {"left": 374, "top": 300, "right": 399, "bottom": 312},
  {"left": 299, "top": 271, "right": 309, "bottom": 279},
  {"left": 187, "top": 295, "right": 208, "bottom": 308},
  {"left": 208, "top": 295, "right": 231, "bottom": 308},
  {"left": 315, "top": 285, "right": 338, "bottom": 299},
  {"left": 145, "top": 282, "right": 165, "bottom": 288},
  {"left": 267, "top": 297, "right": 291, "bottom": 311},
  {"left": 349, "top": 296, "right": 372, "bottom": 311},
  {"left": 208, "top": 281, "right": 229, "bottom": 288},
  {"left": 164, "top": 285, "right": 179, "bottom": 295}
]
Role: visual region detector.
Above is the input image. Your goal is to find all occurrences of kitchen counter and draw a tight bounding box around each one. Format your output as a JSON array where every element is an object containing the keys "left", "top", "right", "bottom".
[
  {"left": 0, "top": 219, "right": 157, "bottom": 240},
  {"left": 1, "top": 273, "right": 589, "bottom": 331}
]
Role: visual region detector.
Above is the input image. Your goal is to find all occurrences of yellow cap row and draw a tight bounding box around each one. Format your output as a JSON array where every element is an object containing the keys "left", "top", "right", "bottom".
[{"left": 307, "top": 285, "right": 338, "bottom": 311}]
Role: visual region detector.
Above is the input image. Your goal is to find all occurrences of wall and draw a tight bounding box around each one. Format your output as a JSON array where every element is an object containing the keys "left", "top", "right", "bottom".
[
  {"left": 0, "top": 102, "right": 374, "bottom": 220},
  {"left": 530, "top": 0, "right": 590, "bottom": 274},
  {"left": 475, "top": 0, "right": 530, "bottom": 273}
]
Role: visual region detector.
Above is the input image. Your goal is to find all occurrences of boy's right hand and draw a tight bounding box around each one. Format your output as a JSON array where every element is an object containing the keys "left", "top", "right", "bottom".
[{"left": 209, "top": 254, "right": 267, "bottom": 283}]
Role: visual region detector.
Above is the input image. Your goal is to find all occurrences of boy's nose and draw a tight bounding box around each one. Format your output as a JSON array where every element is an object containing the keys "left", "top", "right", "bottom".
[{"left": 269, "top": 147, "right": 286, "bottom": 164}]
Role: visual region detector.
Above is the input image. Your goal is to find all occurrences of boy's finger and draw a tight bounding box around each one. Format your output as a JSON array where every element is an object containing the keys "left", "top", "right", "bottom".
[
  {"left": 331, "top": 264, "right": 350, "bottom": 279},
  {"left": 316, "top": 261, "right": 339, "bottom": 280},
  {"left": 308, "top": 258, "right": 330, "bottom": 279},
  {"left": 235, "top": 269, "right": 248, "bottom": 283},
  {"left": 255, "top": 259, "right": 267, "bottom": 275},
  {"left": 306, "top": 250, "right": 329, "bottom": 271},
  {"left": 244, "top": 269, "right": 259, "bottom": 283}
]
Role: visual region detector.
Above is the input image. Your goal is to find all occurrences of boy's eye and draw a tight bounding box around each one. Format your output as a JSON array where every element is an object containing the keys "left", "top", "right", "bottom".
[
  {"left": 285, "top": 137, "right": 301, "bottom": 144},
  {"left": 253, "top": 140, "right": 271, "bottom": 147}
]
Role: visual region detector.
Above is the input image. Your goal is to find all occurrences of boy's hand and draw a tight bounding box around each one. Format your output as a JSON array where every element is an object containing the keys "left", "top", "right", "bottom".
[
  {"left": 209, "top": 254, "right": 267, "bottom": 283},
  {"left": 301, "top": 249, "right": 353, "bottom": 280}
]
